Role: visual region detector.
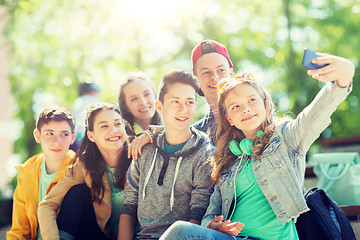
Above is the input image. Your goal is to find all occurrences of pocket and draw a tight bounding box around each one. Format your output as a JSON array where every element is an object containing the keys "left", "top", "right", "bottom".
[{"left": 262, "top": 138, "right": 286, "bottom": 168}]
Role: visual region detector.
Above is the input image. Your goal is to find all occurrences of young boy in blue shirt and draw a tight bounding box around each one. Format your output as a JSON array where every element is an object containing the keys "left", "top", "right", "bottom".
[
  {"left": 7, "top": 104, "right": 76, "bottom": 240},
  {"left": 118, "top": 70, "right": 215, "bottom": 239}
]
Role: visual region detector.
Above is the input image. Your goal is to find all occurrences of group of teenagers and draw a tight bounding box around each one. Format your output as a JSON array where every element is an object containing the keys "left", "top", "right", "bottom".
[{"left": 7, "top": 39, "right": 355, "bottom": 240}]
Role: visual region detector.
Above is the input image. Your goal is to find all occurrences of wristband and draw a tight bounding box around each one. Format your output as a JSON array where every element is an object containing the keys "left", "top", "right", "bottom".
[{"left": 144, "top": 130, "right": 153, "bottom": 143}]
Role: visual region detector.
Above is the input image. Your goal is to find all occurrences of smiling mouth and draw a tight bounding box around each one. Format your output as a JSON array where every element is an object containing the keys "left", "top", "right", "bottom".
[
  {"left": 107, "top": 136, "right": 121, "bottom": 142},
  {"left": 242, "top": 115, "right": 256, "bottom": 121},
  {"left": 175, "top": 117, "right": 188, "bottom": 121},
  {"left": 51, "top": 149, "right": 62, "bottom": 152},
  {"left": 139, "top": 107, "right": 150, "bottom": 112},
  {"left": 208, "top": 85, "right": 217, "bottom": 89}
]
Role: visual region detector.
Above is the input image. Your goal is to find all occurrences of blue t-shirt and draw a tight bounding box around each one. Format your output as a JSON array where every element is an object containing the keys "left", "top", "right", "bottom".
[{"left": 38, "top": 159, "right": 57, "bottom": 240}]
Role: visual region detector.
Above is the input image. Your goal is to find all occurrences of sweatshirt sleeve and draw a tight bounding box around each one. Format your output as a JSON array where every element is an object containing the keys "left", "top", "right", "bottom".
[
  {"left": 7, "top": 174, "right": 32, "bottom": 240},
  {"left": 37, "top": 164, "right": 84, "bottom": 240},
  {"left": 190, "top": 145, "right": 214, "bottom": 222},
  {"left": 121, "top": 159, "right": 140, "bottom": 217}
]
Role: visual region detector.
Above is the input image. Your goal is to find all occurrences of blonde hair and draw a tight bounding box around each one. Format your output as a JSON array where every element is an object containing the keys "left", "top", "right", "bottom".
[{"left": 212, "top": 79, "right": 278, "bottom": 184}]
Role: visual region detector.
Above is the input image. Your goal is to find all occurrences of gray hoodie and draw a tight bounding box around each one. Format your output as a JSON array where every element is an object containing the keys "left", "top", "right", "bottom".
[{"left": 122, "top": 127, "right": 215, "bottom": 239}]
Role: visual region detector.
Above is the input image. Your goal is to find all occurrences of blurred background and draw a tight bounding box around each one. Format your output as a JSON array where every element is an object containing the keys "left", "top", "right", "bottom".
[{"left": 0, "top": 0, "right": 359, "bottom": 226}]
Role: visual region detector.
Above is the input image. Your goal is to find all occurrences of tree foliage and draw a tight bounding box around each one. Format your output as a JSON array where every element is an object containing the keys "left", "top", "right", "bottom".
[{"left": 1, "top": 0, "right": 359, "bottom": 161}]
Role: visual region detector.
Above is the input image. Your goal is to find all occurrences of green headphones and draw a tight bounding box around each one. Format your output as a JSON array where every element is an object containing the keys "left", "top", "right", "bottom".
[{"left": 229, "top": 130, "right": 264, "bottom": 156}]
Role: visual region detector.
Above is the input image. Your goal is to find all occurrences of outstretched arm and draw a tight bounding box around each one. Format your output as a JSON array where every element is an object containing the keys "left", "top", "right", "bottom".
[{"left": 307, "top": 52, "right": 354, "bottom": 88}]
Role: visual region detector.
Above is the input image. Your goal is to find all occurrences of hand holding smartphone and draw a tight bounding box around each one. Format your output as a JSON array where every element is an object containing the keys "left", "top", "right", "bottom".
[{"left": 302, "top": 48, "right": 328, "bottom": 70}]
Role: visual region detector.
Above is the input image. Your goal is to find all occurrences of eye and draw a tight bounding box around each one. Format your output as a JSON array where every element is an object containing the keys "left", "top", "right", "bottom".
[
  {"left": 62, "top": 133, "right": 70, "bottom": 137},
  {"left": 249, "top": 97, "right": 256, "bottom": 103},
  {"left": 187, "top": 100, "right": 195, "bottom": 105},
  {"left": 100, "top": 124, "right": 108, "bottom": 129},
  {"left": 115, "top": 122, "right": 122, "bottom": 127},
  {"left": 171, "top": 100, "right": 179, "bottom": 104},
  {"left": 144, "top": 92, "right": 151, "bottom": 97},
  {"left": 45, "top": 132, "right": 53, "bottom": 136},
  {"left": 201, "top": 71, "right": 210, "bottom": 76},
  {"left": 130, "top": 97, "right": 137, "bottom": 102},
  {"left": 231, "top": 105, "right": 239, "bottom": 111}
]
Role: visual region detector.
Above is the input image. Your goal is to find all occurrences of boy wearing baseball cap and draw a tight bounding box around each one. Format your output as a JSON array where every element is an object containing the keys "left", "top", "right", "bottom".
[{"left": 192, "top": 39, "right": 234, "bottom": 145}]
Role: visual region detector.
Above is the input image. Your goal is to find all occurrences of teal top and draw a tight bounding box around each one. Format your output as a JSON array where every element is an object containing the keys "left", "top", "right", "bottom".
[
  {"left": 164, "top": 137, "right": 187, "bottom": 154},
  {"left": 37, "top": 159, "right": 57, "bottom": 240},
  {"left": 230, "top": 158, "right": 299, "bottom": 240},
  {"left": 106, "top": 165, "right": 124, "bottom": 238}
]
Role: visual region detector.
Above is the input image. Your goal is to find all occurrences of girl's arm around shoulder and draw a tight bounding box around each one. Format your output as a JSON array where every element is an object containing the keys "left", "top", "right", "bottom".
[{"left": 37, "top": 163, "right": 85, "bottom": 240}]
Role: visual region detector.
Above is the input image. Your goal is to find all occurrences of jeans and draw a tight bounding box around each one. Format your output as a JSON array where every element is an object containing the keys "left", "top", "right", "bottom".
[{"left": 159, "top": 221, "right": 260, "bottom": 240}]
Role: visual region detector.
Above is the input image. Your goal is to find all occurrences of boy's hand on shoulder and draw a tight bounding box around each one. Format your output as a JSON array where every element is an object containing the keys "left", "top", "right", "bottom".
[
  {"left": 307, "top": 52, "right": 355, "bottom": 88},
  {"left": 208, "top": 215, "right": 245, "bottom": 236}
]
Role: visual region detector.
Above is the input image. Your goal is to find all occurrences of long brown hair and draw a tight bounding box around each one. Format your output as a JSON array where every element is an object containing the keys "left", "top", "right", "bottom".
[
  {"left": 212, "top": 79, "right": 277, "bottom": 184},
  {"left": 118, "top": 72, "right": 161, "bottom": 129},
  {"left": 73, "top": 103, "right": 131, "bottom": 203}
]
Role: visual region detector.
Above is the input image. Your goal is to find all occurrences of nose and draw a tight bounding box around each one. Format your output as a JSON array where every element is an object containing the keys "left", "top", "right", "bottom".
[
  {"left": 242, "top": 104, "right": 251, "bottom": 114},
  {"left": 53, "top": 135, "right": 62, "bottom": 146},
  {"left": 178, "top": 103, "right": 188, "bottom": 112},
  {"left": 139, "top": 96, "right": 147, "bottom": 105},
  {"left": 211, "top": 72, "right": 221, "bottom": 81}
]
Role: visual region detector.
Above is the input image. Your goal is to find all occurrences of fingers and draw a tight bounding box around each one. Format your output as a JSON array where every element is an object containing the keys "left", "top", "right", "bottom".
[
  {"left": 227, "top": 222, "right": 245, "bottom": 236},
  {"left": 213, "top": 215, "right": 224, "bottom": 222},
  {"left": 307, "top": 54, "right": 354, "bottom": 87}
]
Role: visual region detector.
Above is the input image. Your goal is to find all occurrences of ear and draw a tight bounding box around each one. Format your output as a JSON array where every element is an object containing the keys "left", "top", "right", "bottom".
[
  {"left": 225, "top": 114, "right": 234, "bottom": 126},
  {"left": 155, "top": 100, "right": 163, "bottom": 115},
  {"left": 70, "top": 131, "right": 76, "bottom": 144},
  {"left": 33, "top": 129, "right": 41, "bottom": 143},
  {"left": 87, "top": 131, "right": 95, "bottom": 143}
]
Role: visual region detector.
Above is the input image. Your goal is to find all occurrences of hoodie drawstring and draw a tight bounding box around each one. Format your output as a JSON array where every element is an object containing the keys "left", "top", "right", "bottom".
[
  {"left": 142, "top": 148, "right": 158, "bottom": 200},
  {"left": 170, "top": 156, "right": 183, "bottom": 211}
]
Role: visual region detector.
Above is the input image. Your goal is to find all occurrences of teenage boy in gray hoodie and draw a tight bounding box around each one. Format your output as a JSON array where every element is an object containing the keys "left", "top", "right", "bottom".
[{"left": 118, "top": 69, "right": 215, "bottom": 239}]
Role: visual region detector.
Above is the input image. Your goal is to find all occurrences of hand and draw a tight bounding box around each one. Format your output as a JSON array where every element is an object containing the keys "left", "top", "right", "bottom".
[
  {"left": 307, "top": 52, "right": 355, "bottom": 88},
  {"left": 208, "top": 215, "right": 245, "bottom": 236},
  {"left": 127, "top": 133, "right": 151, "bottom": 160}
]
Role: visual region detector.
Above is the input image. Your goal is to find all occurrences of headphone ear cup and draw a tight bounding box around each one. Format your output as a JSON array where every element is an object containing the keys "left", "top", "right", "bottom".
[
  {"left": 240, "top": 138, "right": 254, "bottom": 156},
  {"left": 229, "top": 140, "right": 242, "bottom": 156}
]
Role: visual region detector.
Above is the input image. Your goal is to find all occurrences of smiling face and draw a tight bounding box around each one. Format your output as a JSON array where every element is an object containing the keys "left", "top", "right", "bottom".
[
  {"left": 224, "top": 83, "right": 266, "bottom": 138},
  {"left": 34, "top": 120, "right": 76, "bottom": 162},
  {"left": 122, "top": 79, "right": 156, "bottom": 128},
  {"left": 156, "top": 82, "right": 197, "bottom": 134},
  {"left": 194, "top": 52, "right": 234, "bottom": 106},
  {"left": 87, "top": 109, "right": 128, "bottom": 154}
]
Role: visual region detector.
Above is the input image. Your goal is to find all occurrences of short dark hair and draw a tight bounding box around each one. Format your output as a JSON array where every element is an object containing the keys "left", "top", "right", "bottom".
[
  {"left": 79, "top": 82, "right": 100, "bottom": 96},
  {"left": 36, "top": 104, "right": 75, "bottom": 132},
  {"left": 158, "top": 69, "right": 199, "bottom": 103}
]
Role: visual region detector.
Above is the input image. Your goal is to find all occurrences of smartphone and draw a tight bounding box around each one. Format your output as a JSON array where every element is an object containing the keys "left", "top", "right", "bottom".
[{"left": 302, "top": 48, "right": 328, "bottom": 70}]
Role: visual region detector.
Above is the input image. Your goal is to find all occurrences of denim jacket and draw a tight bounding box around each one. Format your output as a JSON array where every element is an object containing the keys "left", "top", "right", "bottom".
[
  {"left": 202, "top": 81, "right": 352, "bottom": 227},
  {"left": 193, "top": 110, "right": 217, "bottom": 146}
]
